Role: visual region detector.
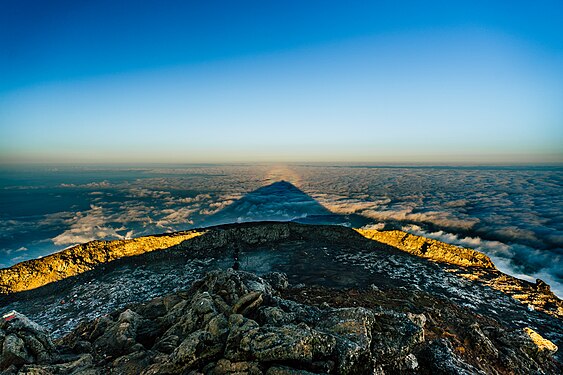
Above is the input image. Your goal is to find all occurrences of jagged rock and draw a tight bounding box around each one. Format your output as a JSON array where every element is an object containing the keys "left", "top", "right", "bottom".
[
  {"left": 171, "top": 329, "right": 223, "bottom": 369},
  {"left": 266, "top": 365, "right": 319, "bottom": 374},
  {"left": 262, "top": 272, "right": 289, "bottom": 291},
  {"left": 319, "top": 307, "right": 375, "bottom": 348},
  {"left": 487, "top": 325, "right": 559, "bottom": 374},
  {"left": 111, "top": 350, "right": 153, "bottom": 375},
  {"left": 468, "top": 323, "right": 499, "bottom": 358},
  {"left": 69, "top": 340, "right": 92, "bottom": 354},
  {"left": 160, "top": 292, "right": 227, "bottom": 345},
  {"left": 240, "top": 322, "right": 336, "bottom": 363},
  {"left": 1, "top": 334, "right": 32, "bottom": 368},
  {"left": 418, "top": 339, "right": 487, "bottom": 375},
  {"left": 223, "top": 314, "right": 259, "bottom": 362},
  {"left": 370, "top": 311, "right": 425, "bottom": 363},
  {"left": 258, "top": 306, "right": 295, "bottom": 326},
  {"left": 211, "top": 358, "right": 261, "bottom": 374},
  {"left": 232, "top": 291, "right": 264, "bottom": 315},
  {"left": 152, "top": 333, "right": 179, "bottom": 354},
  {"left": 39, "top": 269, "right": 435, "bottom": 373},
  {"left": 1, "top": 232, "right": 561, "bottom": 375},
  {"left": 92, "top": 309, "right": 143, "bottom": 355},
  {"left": 356, "top": 229, "right": 496, "bottom": 269},
  {"left": 0, "top": 232, "right": 205, "bottom": 294},
  {"left": 0, "top": 312, "right": 57, "bottom": 370},
  {"left": 318, "top": 307, "right": 376, "bottom": 373},
  {"left": 522, "top": 327, "right": 558, "bottom": 364},
  {"left": 19, "top": 353, "right": 95, "bottom": 374}
]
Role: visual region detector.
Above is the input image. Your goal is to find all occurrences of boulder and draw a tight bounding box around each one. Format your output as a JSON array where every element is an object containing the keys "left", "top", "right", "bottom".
[
  {"left": 211, "top": 358, "right": 261, "bottom": 374},
  {"left": 1, "top": 334, "right": 32, "bottom": 368},
  {"left": 418, "top": 339, "right": 486, "bottom": 375},
  {"left": 240, "top": 323, "right": 336, "bottom": 363},
  {"left": 4, "top": 268, "right": 560, "bottom": 375},
  {"left": 93, "top": 309, "right": 144, "bottom": 355},
  {"left": 0, "top": 311, "right": 56, "bottom": 370}
]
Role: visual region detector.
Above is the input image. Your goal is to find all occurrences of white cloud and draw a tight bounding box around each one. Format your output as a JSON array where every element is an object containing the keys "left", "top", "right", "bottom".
[
  {"left": 155, "top": 207, "right": 197, "bottom": 228},
  {"left": 3, "top": 164, "right": 561, "bottom": 297},
  {"left": 52, "top": 205, "right": 126, "bottom": 245},
  {"left": 362, "top": 208, "right": 479, "bottom": 230},
  {"left": 401, "top": 224, "right": 563, "bottom": 298}
]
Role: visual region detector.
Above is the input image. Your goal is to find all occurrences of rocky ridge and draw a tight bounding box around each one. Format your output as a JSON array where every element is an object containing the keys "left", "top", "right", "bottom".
[
  {"left": 357, "top": 229, "right": 562, "bottom": 319},
  {"left": 0, "top": 269, "right": 559, "bottom": 374},
  {"left": 355, "top": 229, "right": 496, "bottom": 269},
  {"left": 0, "top": 231, "right": 204, "bottom": 295},
  {"left": 0, "top": 222, "right": 561, "bottom": 374},
  {"left": 1, "top": 224, "right": 560, "bottom": 319}
]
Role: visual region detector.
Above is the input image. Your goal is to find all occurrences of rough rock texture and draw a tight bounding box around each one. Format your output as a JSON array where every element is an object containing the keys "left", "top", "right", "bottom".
[
  {"left": 0, "top": 311, "right": 57, "bottom": 370},
  {"left": 1, "top": 269, "right": 559, "bottom": 374},
  {"left": 2, "top": 223, "right": 560, "bottom": 320},
  {"left": 356, "top": 228, "right": 563, "bottom": 319},
  {"left": 356, "top": 229, "right": 496, "bottom": 269},
  {"left": 0, "top": 222, "right": 562, "bottom": 373},
  {"left": 462, "top": 271, "right": 563, "bottom": 319},
  {"left": 0, "top": 231, "right": 204, "bottom": 294},
  {"left": 281, "top": 283, "right": 561, "bottom": 375}
]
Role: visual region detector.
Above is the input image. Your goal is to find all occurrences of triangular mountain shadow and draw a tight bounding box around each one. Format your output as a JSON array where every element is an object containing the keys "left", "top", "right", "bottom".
[{"left": 199, "top": 180, "right": 371, "bottom": 228}]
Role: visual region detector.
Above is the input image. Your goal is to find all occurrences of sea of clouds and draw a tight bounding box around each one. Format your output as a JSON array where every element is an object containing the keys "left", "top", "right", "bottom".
[{"left": 0, "top": 164, "right": 561, "bottom": 296}]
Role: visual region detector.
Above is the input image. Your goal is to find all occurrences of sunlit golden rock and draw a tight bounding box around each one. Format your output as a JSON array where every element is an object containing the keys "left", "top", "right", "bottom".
[
  {"left": 524, "top": 327, "right": 558, "bottom": 354},
  {"left": 356, "top": 229, "right": 496, "bottom": 269},
  {"left": 0, "top": 231, "right": 205, "bottom": 294}
]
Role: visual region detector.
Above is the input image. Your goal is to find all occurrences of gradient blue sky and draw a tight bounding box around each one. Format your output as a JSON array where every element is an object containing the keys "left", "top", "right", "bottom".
[{"left": 1, "top": 0, "right": 562, "bottom": 163}]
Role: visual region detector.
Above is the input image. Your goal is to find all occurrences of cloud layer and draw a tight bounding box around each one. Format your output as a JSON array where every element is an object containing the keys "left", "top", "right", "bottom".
[{"left": 1, "top": 165, "right": 561, "bottom": 296}]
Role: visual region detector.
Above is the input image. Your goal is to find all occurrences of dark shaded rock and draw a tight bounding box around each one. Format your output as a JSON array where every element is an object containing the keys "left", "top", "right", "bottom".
[
  {"left": 263, "top": 272, "right": 290, "bottom": 291},
  {"left": 152, "top": 333, "right": 179, "bottom": 354},
  {"left": 2, "top": 265, "right": 561, "bottom": 374},
  {"left": 370, "top": 310, "right": 425, "bottom": 363},
  {"left": 92, "top": 309, "right": 143, "bottom": 355},
  {"left": 0, "top": 312, "right": 57, "bottom": 370},
  {"left": 135, "top": 297, "right": 168, "bottom": 320},
  {"left": 135, "top": 318, "right": 161, "bottom": 349},
  {"left": 211, "top": 358, "right": 261, "bottom": 374},
  {"left": 418, "top": 339, "right": 487, "bottom": 375},
  {"left": 318, "top": 307, "right": 376, "bottom": 373},
  {"left": 232, "top": 291, "right": 264, "bottom": 316},
  {"left": 468, "top": 322, "right": 499, "bottom": 359},
  {"left": 266, "top": 365, "right": 320, "bottom": 374},
  {"left": 111, "top": 350, "right": 154, "bottom": 375},
  {"left": 224, "top": 314, "right": 260, "bottom": 362},
  {"left": 1, "top": 334, "right": 32, "bottom": 368},
  {"left": 258, "top": 306, "right": 296, "bottom": 326},
  {"left": 69, "top": 339, "right": 92, "bottom": 354},
  {"left": 19, "top": 353, "right": 95, "bottom": 374},
  {"left": 240, "top": 322, "right": 336, "bottom": 363},
  {"left": 170, "top": 329, "right": 223, "bottom": 369}
]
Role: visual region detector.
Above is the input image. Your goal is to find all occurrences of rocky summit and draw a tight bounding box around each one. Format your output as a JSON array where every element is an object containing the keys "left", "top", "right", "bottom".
[{"left": 0, "top": 222, "right": 561, "bottom": 374}]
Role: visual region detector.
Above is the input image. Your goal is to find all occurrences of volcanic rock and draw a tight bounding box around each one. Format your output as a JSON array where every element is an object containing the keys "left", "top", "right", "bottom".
[
  {"left": 0, "top": 269, "right": 560, "bottom": 374},
  {"left": 0, "top": 222, "right": 561, "bottom": 374}
]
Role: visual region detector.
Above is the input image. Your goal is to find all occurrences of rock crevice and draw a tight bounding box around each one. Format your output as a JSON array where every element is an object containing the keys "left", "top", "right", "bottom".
[{"left": 0, "top": 269, "right": 559, "bottom": 374}]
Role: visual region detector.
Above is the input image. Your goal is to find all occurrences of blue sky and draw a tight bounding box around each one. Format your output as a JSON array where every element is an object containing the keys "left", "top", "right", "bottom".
[{"left": 1, "top": 0, "right": 562, "bottom": 163}]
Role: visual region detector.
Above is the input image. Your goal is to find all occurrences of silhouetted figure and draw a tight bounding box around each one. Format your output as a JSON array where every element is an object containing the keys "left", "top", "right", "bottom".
[{"left": 233, "top": 244, "right": 240, "bottom": 270}]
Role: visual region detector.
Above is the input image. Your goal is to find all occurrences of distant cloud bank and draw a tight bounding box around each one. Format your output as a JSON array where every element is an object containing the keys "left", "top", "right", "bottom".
[{"left": 0, "top": 165, "right": 561, "bottom": 296}]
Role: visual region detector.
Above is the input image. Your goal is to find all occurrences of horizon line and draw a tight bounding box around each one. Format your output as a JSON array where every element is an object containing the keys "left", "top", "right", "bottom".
[{"left": 1, "top": 161, "right": 562, "bottom": 168}]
